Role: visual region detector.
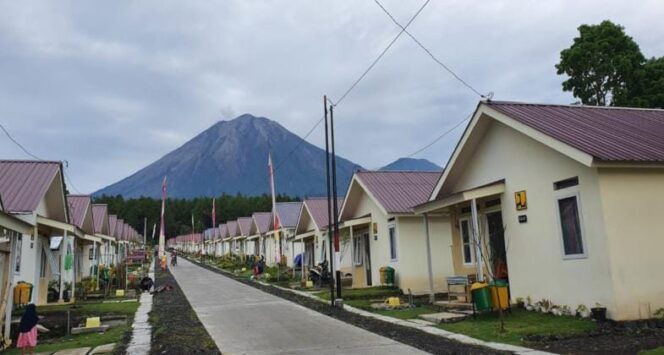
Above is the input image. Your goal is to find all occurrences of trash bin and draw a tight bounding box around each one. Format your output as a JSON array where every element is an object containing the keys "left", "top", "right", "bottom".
[
  {"left": 471, "top": 282, "right": 491, "bottom": 311},
  {"left": 489, "top": 279, "right": 509, "bottom": 310},
  {"left": 379, "top": 266, "right": 395, "bottom": 286},
  {"left": 13, "top": 282, "right": 33, "bottom": 306}
]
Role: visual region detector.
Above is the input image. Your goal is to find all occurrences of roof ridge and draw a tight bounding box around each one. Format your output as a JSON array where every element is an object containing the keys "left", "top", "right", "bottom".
[{"left": 487, "top": 100, "right": 664, "bottom": 112}]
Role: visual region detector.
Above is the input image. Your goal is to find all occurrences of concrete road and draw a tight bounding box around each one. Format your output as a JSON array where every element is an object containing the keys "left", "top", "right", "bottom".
[{"left": 170, "top": 258, "right": 428, "bottom": 355}]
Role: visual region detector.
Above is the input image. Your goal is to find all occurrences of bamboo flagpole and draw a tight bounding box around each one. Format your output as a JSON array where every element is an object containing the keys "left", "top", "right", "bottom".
[{"left": 158, "top": 176, "right": 167, "bottom": 257}]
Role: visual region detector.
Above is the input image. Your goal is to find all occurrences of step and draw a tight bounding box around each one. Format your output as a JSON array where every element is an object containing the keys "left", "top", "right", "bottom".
[
  {"left": 418, "top": 311, "right": 469, "bottom": 324},
  {"left": 433, "top": 300, "right": 473, "bottom": 310}
]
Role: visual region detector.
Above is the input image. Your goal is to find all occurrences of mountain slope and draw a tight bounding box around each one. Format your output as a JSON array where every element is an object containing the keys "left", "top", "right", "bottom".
[
  {"left": 94, "top": 114, "right": 362, "bottom": 198},
  {"left": 379, "top": 158, "right": 442, "bottom": 172}
]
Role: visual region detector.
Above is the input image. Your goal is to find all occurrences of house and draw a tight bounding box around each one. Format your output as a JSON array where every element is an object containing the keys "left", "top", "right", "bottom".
[
  {"left": 415, "top": 100, "right": 664, "bottom": 320},
  {"left": 216, "top": 224, "right": 227, "bottom": 256},
  {"left": 250, "top": 212, "right": 272, "bottom": 257},
  {"left": 293, "top": 197, "right": 345, "bottom": 277},
  {"left": 267, "top": 202, "right": 302, "bottom": 266},
  {"left": 108, "top": 214, "right": 120, "bottom": 263},
  {"left": 237, "top": 217, "right": 253, "bottom": 256},
  {"left": 226, "top": 221, "right": 238, "bottom": 254},
  {"left": 0, "top": 195, "right": 33, "bottom": 344},
  {"left": 339, "top": 171, "right": 454, "bottom": 295},
  {"left": 91, "top": 204, "right": 114, "bottom": 266},
  {"left": 0, "top": 160, "right": 76, "bottom": 305},
  {"left": 66, "top": 195, "right": 99, "bottom": 285}
]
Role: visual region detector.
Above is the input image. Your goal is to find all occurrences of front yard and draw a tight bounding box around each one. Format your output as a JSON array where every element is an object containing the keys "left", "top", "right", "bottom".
[{"left": 7, "top": 301, "right": 139, "bottom": 355}]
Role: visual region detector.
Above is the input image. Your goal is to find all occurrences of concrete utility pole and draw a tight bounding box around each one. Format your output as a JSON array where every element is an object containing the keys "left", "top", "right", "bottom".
[
  {"left": 329, "top": 104, "right": 342, "bottom": 303},
  {"left": 324, "top": 95, "right": 335, "bottom": 306}
]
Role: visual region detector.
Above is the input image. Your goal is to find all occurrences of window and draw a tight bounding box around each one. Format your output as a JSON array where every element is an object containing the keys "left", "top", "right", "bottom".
[
  {"left": 460, "top": 219, "right": 474, "bottom": 265},
  {"left": 353, "top": 236, "right": 363, "bottom": 266},
  {"left": 320, "top": 239, "right": 327, "bottom": 261},
  {"left": 557, "top": 194, "right": 585, "bottom": 257},
  {"left": 554, "top": 176, "right": 579, "bottom": 190},
  {"left": 388, "top": 223, "right": 397, "bottom": 261},
  {"left": 14, "top": 232, "right": 22, "bottom": 273},
  {"left": 40, "top": 248, "right": 47, "bottom": 277}
]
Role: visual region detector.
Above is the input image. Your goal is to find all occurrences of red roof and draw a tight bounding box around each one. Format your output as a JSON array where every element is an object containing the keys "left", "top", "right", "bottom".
[
  {"left": 115, "top": 219, "right": 124, "bottom": 239},
  {"left": 67, "top": 195, "right": 91, "bottom": 229},
  {"left": 226, "top": 221, "right": 238, "bottom": 238},
  {"left": 218, "top": 224, "right": 227, "bottom": 239},
  {"left": 252, "top": 212, "right": 272, "bottom": 234},
  {"left": 92, "top": 204, "right": 108, "bottom": 234},
  {"left": 487, "top": 101, "right": 664, "bottom": 162},
  {"left": 0, "top": 160, "right": 62, "bottom": 213},
  {"left": 237, "top": 217, "right": 252, "bottom": 236},
  {"left": 109, "top": 215, "right": 118, "bottom": 237},
  {"left": 356, "top": 171, "right": 441, "bottom": 214},
  {"left": 303, "top": 197, "right": 343, "bottom": 231}
]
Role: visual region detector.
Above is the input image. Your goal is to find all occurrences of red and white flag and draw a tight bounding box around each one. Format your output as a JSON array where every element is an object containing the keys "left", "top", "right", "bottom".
[
  {"left": 268, "top": 153, "right": 280, "bottom": 261},
  {"left": 212, "top": 198, "right": 216, "bottom": 232}
]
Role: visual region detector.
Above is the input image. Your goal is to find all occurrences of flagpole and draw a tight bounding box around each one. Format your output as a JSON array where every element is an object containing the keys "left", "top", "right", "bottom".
[{"left": 158, "top": 176, "right": 167, "bottom": 257}]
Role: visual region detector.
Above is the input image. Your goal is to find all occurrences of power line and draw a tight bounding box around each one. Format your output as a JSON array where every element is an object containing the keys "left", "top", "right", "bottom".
[
  {"left": 0, "top": 123, "right": 41, "bottom": 160},
  {"left": 372, "top": 0, "right": 487, "bottom": 98},
  {"left": 330, "top": 0, "right": 431, "bottom": 107},
  {"left": 405, "top": 113, "right": 471, "bottom": 158},
  {"left": 245, "top": 0, "right": 432, "bottom": 195},
  {"left": 1, "top": 122, "right": 82, "bottom": 194}
]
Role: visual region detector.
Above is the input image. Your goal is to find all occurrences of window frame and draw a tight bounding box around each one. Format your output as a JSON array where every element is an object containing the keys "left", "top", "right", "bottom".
[
  {"left": 459, "top": 217, "right": 475, "bottom": 266},
  {"left": 554, "top": 190, "right": 588, "bottom": 260},
  {"left": 14, "top": 232, "right": 22, "bottom": 274},
  {"left": 388, "top": 222, "right": 398, "bottom": 261}
]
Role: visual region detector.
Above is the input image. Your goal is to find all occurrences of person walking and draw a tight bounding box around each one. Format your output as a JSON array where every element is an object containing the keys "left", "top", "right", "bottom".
[{"left": 16, "top": 304, "right": 39, "bottom": 355}]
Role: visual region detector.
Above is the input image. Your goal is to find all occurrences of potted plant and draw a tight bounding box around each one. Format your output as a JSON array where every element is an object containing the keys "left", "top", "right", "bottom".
[
  {"left": 63, "top": 282, "right": 72, "bottom": 302},
  {"left": 515, "top": 297, "right": 525, "bottom": 309},
  {"left": 525, "top": 296, "right": 534, "bottom": 311},
  {"left": 576, "top": 304, "right": 590, "bottom": 318},
  {"left": 591, "top": 302, "right": 607, "bottom": 322}
]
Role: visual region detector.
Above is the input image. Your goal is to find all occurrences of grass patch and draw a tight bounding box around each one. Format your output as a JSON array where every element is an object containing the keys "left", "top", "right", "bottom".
[
  {"left": 641, "top": 347, "right": 664, "bottom": 355},
  {"left": 315, "top": 286, "right": 401, "bottom": 301},
  {"left": 438, "top": 308, "right": 596, "bottom": 346},
  {"left": 32, "top": 301, "right": 139, "bottom": 317},
  {"left": 8, "top": 300, "right": 139, "bottom": 354}
]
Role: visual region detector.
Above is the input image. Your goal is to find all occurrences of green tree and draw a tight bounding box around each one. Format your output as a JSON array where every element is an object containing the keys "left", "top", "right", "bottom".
[
  {"left": 619, "top": 56, "right": 664, "bottom": 108},
  {"left": 556, "top": 20, "right": 645, "bottom": 106}
]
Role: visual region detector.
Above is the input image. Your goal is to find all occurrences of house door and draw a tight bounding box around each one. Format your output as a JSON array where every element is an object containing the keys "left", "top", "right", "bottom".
[
  {"left": 363, "top": 233, "right": 372, "bottom": 286},
  {"left": 486, "top": 211, "right": 508, "bottom": 280}
]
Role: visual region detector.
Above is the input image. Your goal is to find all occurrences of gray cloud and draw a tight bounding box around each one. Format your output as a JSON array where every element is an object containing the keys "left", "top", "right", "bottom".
[{"left": 0, "top": 0, "right": 663, "bottom": 192}]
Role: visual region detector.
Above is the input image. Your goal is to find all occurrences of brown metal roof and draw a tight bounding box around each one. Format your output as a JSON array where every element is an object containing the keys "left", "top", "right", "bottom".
[
  {"left": 109, "top": 215, "right": 118, "bottom": 237},
  {"left": 226, "top": 221, "right": 238, "bottom": 238},
  {"left": 92, "top": 204, "right": 108, "bottom": 234},
  {"left": 67, "top": 195, "right": 90, "bottom": 229},
  {"left": 0, "top": 160, "right": 62, "bottom": 213},
  {"left": 356, "top": 171, "right": 441, "bottom": 214},
  {"left": 275, "top": 202, "right": 303, "bottom": 228},
  {"left": 487, "top": 101, "right": 664, "bottom": 162},
  {"left": 218, "top": 224, "right": 228, "bottom": 239},
  {"left": 252, "top": 212, "right": 272, "bottom": 234},
  {"left": 116, "top": 219, "right": 124, "bottom": 239},
  {"left": 303, "top": 197, "right": 343, "bottom": 231},
  {"left": 237, "top": 217, "right": 252, "bottom": 236}
]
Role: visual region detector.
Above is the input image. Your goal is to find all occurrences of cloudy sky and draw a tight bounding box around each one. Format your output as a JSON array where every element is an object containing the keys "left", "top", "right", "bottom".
[{"left": 1, "top": 0, "right": 663, "bottom": 193}]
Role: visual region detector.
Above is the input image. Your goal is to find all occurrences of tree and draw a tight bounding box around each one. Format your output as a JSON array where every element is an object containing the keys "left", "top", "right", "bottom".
[
  {"left": 618, "top": 56, "right": 664, "bottom": 108},
  {"left": 556, "top": 20, "right": 645, "bottom": 106}
]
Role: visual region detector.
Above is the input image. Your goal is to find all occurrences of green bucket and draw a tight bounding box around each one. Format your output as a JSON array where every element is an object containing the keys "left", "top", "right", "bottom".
[{"left": 471, "top": 283, "right": 492, "bottom": 311}]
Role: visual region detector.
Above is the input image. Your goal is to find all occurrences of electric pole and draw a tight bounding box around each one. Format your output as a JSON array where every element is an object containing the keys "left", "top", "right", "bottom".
[{"left": 324, "top": 95, "right": 335, "bottom": 306}]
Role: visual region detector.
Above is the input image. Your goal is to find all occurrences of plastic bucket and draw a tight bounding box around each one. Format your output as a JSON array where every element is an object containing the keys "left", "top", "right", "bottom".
[{"left": 471, "top": 283, "right": 492, "bottom": 311}]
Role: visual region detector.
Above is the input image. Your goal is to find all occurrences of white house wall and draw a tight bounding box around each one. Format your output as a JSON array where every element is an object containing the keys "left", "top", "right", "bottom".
[{"left": 445, "top": 119, "right": 615, "bottom": 315}]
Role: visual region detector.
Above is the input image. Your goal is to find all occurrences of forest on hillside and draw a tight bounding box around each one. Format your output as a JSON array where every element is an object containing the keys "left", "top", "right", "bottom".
[{"left": 94, "top": 194, "right": 299, "bottom": 241}]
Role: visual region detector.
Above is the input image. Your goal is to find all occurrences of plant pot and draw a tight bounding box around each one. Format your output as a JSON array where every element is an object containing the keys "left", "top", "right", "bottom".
[
  {"left": 591, "top": 307, "right": 607, "bottom": 322},
  {"left": 63, "top": 290, "right": 71, "bottom": 303}
]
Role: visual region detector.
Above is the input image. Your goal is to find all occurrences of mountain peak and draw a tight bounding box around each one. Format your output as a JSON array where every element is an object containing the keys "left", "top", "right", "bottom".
[
  {"left": 94, "top": 114, "right": 362, "bottom": 198},
  {"left": 379, "top": 158, "right": 442, "bottom": 172}
]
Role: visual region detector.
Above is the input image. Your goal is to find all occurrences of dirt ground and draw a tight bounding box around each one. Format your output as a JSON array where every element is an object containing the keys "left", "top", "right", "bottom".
[
  {"left": 188, "top": 257, "right": 505, "bottom": 355},
  {"left": 528, "top": 323, "right": 664, "bottom": 354},
  {"left": 149, "top": 265, "right": 220, "bottom": 354}
]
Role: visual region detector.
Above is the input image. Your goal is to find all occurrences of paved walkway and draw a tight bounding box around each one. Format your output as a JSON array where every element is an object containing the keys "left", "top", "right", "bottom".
[
  {"left": 126, "top": 261, "right": 155, "bottom": 355},
  {"left": 171, "top": 258, "right": 428, "bottom": 355}
]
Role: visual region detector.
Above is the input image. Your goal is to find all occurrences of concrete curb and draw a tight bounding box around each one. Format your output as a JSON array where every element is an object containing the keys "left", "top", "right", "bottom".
[{"left": 191, "top": 258, "right": 555, "bottom": 355}]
